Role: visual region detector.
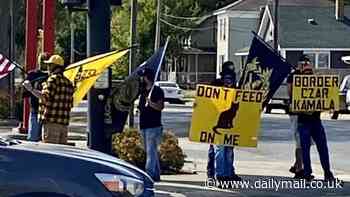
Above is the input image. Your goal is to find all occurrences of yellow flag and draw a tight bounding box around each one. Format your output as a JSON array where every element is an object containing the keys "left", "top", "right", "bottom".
[{"left": 64, "top": 50, "right": 128, "bottom": 106}]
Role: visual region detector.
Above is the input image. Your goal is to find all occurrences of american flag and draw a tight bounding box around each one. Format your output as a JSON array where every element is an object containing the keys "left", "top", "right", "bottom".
[{"left": 0, "top": 54, "right": 16, "bottom": 79}]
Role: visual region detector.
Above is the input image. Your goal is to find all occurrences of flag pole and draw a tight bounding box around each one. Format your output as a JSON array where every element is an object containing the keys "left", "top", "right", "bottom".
[
  {"left": 147, "top": 36, "right": 170, "bottom": 99},
  {"left": 0, "top": 54, "right": 28, "bottom": 75}
]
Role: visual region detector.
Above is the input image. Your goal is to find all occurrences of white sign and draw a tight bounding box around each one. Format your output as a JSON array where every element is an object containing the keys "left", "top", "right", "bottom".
[{"left": 94, "top": 70, "right": 109, "bottom": 89}]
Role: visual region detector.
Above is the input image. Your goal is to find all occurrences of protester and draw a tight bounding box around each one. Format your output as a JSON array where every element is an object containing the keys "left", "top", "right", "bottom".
[
  {"left": 23, "top": 55, "right": 74, "bottom": 144},
  {"left": 290, "top": 55, "right": 336, "bottom": 182},
  {"left": 138, "top": 68, "right": 164, "bottom": 182},
  {"left": 286, "top": 60, "right": 304, "bottom": 178},
  {"left": 23, "top": 53, "right": 49, "bottom": 142},
  {"left": 207, "top": 61, "right": 241, "bottom": 181}
]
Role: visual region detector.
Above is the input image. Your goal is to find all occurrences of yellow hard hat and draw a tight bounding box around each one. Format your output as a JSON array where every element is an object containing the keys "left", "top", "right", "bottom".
[{"left": 44, "top": 55, "right": 64, "bottom": 66}]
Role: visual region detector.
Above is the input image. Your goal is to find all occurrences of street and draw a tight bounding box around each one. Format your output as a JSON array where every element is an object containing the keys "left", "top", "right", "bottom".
[{"left": 71, "top": 102, "right": 350, "bottom": 196}]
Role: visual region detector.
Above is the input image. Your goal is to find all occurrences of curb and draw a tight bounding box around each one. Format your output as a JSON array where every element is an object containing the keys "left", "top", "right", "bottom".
[{"left": 1, "top": 132, "right": 87, "bottom": 141}]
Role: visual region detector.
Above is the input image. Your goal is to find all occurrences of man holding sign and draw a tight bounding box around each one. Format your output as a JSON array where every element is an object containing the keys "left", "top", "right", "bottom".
[{"left": 290, "top": 55, "right": 337, "bottom": 182}]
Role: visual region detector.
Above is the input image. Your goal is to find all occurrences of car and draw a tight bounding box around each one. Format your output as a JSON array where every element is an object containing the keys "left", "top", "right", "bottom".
[
  {"left": 0, "top": 137, "right": 154, "bottom": 197},
  {"left": 265, "top": 82, "right": 289, "bottom": 114},
  {"left": 330, "top": 75, "right": 350, "bottom": 119},
  {"left": 155, "top": 81, "right": 184, "bottom": 104}
]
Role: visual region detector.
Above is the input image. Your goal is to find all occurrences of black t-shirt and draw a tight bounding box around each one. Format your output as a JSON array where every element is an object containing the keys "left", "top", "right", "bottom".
[
  {"left": 23, "top": 71, "right": 48, "bottom": 113},
  {"left": 287, "top": 70, "right": 320, "bottom": 122},
  {"left": 139, "top": 85, "right": 164, "bottom": 130}
]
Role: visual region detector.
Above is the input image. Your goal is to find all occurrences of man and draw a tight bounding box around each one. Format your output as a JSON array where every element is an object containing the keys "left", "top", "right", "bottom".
[
  {"left": 23, "top": 55, "right": 74, "bottom": 144},
  {"left": 287, "top": 60, "right": 304, "bottom": 178},
  {"left": 291, "top": 55, "right": 335, "bottom": 182},
  {"left": 207, "top": 61, "right": 241, "bottom": 181},
  {"left": 138, "top": 68, "right": 164, "bottom": 182},
  {"left": 23, "top": 53, "right": 48, "bottom": 141}
]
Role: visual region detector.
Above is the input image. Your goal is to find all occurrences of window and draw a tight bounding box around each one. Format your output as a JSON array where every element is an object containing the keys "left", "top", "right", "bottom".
[
  {"left": 219, "top": 19, "right": 223, "bottom": 41},
  {"left": 303, "top": 51, "right": 330, "bottom": 69},
  {"left": 219, "top": 55, "right": 225, "bottom": 71},
  {"left": 223, "top": 18, "right": 226, "bottom": 41},
  {"left": 219, "top": 18, "right": 227, "bottom": 41}
]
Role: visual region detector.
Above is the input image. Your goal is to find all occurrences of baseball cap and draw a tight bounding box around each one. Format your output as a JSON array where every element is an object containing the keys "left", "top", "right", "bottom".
[
  {"left": 220, "top": 61, "right": 235, "bottom": 77},
  {"left": 44, "top": 55, "right": 64, "bottom": 67}
]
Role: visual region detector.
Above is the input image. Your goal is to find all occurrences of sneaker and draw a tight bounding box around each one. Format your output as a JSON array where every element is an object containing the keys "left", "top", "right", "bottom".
[
  {"left": 293, "top": 170, "right": 304, "bottom": 179},
  {"left": 303, "top": 174, "right": 315, "bottom": 182},
  {"left": 324, "top": 172, "right": 335, "bottom": 182},
  {"left": 289, "top": 166, "right": 297, "bottom": 174}
]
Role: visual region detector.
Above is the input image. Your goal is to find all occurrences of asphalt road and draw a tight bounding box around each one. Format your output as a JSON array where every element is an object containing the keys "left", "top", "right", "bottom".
[
  {"left": 147, "top": 104, "right": 350, "bottom": 196},
  {"left": 70, "top": 102, "right": 350, "bottom": 196}
]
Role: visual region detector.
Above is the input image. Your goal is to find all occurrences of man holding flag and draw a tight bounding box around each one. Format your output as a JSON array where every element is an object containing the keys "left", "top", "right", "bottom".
[
  {"left": 138, "top": 68, "right": 164, "bottom": 182},
  {"left": 23, "top": 55, "right": 74, "bottom": 144}
]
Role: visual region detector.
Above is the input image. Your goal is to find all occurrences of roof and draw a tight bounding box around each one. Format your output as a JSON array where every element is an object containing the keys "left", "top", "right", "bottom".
[
  {"left": 217, "top": 0, "right": 332, "bottom": 13},
  {"left": 278, "top": 6, "right": 350, "bottom": 48}
]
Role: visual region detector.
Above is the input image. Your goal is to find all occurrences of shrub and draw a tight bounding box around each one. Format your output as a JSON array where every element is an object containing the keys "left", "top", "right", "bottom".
[
  {"left": 159, "top": 131, "right": 186, "bottom": 172},
  {"left": 112, "top": 129, "right": 186, "bottom": 173},
  {"left": 112, "top": 129, "right": 146, "bottom": 168}
]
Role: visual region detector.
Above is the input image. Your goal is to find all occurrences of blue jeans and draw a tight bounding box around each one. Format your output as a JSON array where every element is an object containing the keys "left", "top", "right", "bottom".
[
  {"left": 215, "top": 145, "right": 234, "bottom": 177},
  {"left": 207, "top": 145, "right": 215, "bottom": 177},
  {"left": 298, "top": 120, "right": 332, "bottom": 177},
  {"left": 141, "top": 127, "right": 162, "bottom": 181},
  {"left": 27, "top": 112, "right": 42, "bottom": 142}
]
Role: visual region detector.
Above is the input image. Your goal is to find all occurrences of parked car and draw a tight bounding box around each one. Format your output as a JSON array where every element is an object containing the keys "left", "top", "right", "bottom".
[
  {"left": 330, "top": 74, "right": 350, "bottom": 119},
  {"left": 155, "top": 81, "right": 184, "bottom": 104},
  {"left": 0, "top": 137, "right": 154, "bottom": 197},
  {"left": 265, "top": 82, "right": 289, "bottom": 114}
]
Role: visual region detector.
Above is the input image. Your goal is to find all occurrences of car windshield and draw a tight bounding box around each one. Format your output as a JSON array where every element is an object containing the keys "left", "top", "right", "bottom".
[
  {"left": 0, "top": 137, "right": 21, "bottom": 146},
  {"left": 159, "top": 83, "right": 177, "bottom": 88}
]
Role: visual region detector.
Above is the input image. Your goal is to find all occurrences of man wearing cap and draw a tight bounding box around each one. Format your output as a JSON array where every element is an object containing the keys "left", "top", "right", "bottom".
[
  {"left": 23, "top": 55, "right": 74, "bottom": 144},
  {"left": 23, "top": 53, "right": 49, "bottom": 142},
  {"left": 290, "top": 55, "right": 336, "bottom": 182},
  {"left": 207, "top": 61, "right": 242, "bottom": 181},
  {"left": 138, "top": 68, "right": 164, "bottom": 182}
]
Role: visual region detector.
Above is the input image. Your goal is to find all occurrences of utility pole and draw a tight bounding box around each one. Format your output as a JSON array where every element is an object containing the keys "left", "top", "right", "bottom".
[
  {"left": 22, "top": 0, "right": 38, "bottom": 133},
  {"left": 9, "top": 0, "right": 15, "bottom": 119},
  {"left": 87, "top": 0, "right": 111, "bottom": 153},
  {"left": 273, "top": 0, "right": 279, "bottom": 51},
  {"left": 128, "top": 0, "right": 138, "bottom": 128},
  {"left": 154, "top": 0, "right": 161, "bottom": 51},
  {"left": 70, "top": 11, "right": 75, "bottom": 64}
]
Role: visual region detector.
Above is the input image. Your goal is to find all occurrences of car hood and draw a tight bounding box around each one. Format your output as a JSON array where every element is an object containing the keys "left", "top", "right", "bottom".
[{"left": 10, "top": 141, "right": 153, "bottom": 181}]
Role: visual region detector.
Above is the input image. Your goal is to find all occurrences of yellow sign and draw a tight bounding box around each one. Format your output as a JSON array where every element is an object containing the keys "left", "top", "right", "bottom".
[
  {"left": 189, "top": 84, "right": 263, "bottom": 147},
  {"left": 64, "top": 50, "right": 128, "bottom": 106},
  {"left": 291, "top": 75, "right": 339, "bottom": 112}
]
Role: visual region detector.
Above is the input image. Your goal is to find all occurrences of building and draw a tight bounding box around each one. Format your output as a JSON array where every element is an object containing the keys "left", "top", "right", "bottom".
[
  {"left": 165, "top": 14, "right": 217, "bottom": 88},
  {"left": 216, "top": 0, "right": 335, "bottom": 78},
  {"left": 250, "top": 0, "right": 350, "bottom": 78}
]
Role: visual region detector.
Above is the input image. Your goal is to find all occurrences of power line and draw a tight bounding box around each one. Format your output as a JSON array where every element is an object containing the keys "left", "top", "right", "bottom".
[
  {"left": 160, "top": 18, "right": 253, "bottom": 32},
  {"left": 160, "top": 18, "right": 214, "bottom": 31},
  {"left": 162, "top": 13, "right": 207, "bottom": 20}
]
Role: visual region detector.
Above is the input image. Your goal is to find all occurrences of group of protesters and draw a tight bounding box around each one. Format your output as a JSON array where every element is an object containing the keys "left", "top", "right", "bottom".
[
  {"left": 206, "top": 55, "right": 338, "bottom": 183},
  {"left": 21, "top": 50, "right": 340, "bottom": 184}
]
